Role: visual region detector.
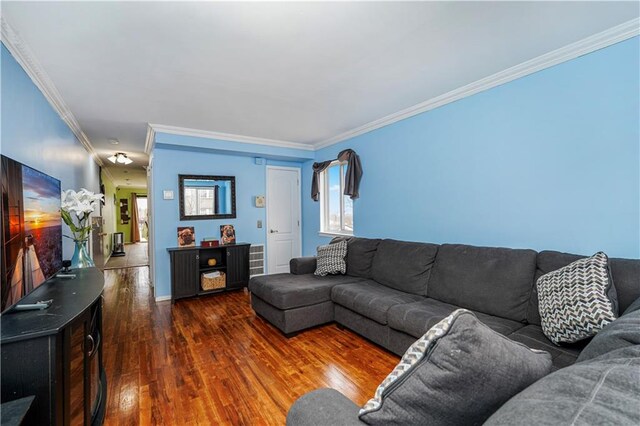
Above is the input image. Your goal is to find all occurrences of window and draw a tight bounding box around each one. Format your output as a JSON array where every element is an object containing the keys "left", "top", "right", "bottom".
[
  {"left": 320, "top": 161, "right": 353, "bottom": 235},
  {"left": 184, "top": 187, "right": 216, "bottom": 216}
]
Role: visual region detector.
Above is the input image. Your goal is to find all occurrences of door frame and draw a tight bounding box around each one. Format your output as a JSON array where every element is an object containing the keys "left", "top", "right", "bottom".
[{"left": 265, "top": 165, "right": 302, "bottom": 274}]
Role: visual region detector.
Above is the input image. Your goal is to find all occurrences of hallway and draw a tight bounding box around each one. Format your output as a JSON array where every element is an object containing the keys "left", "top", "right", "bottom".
[{"left": 103, "top": 243, "right": 149, "bottom": 270}]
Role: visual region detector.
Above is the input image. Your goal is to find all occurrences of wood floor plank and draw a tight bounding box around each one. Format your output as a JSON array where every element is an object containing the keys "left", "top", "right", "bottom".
[{"left": 102, "top": 267, "right": 399, "bottom": 425}]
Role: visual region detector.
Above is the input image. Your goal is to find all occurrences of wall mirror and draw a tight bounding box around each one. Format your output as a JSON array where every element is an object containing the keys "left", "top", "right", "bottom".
[{"left": 179, "top": 174, "right": 236, "bottom": 220}]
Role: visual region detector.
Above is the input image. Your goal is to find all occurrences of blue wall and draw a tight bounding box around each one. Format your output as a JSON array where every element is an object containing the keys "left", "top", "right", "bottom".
[
  {"left": 1, "top": 44, "right": 100, "bottom": 259},
  {"left": 303, "top": 37, "right": 640, "bottom": 259},
  {"left": 151, "top": 143, "right": 303, "bottom": 298}
]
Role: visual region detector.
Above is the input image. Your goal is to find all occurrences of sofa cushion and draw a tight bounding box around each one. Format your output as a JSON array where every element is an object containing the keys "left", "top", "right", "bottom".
[
  {"left": 611, "top": 257, "right": 640, "bottom": 314},
  {"left": 369, "top": 239, "right": 438, "bottom": 296},
  {"left": 249, "top": 273, "right": 365, "bottom": 310},
  {"left": 331, "top": 280, "right": 424, "bottom": 325},
  {"left": 537, "top": 252, "right": 618, "bottom": 345},
  {"left": 315, "top": 240, "right": 348, "bottom": 276},
  {"left": 345, "top": 238, "right": 382, "bottom": 279},
  {"left": 287, "top": 388, "right": 364, "bottom": 426},
  {"left": 507, "top": 325, "right": 587, "bottom": 369},
  {"left": 387, "top": 298, "right": 524, "bottom": 338},
  {"left": 484, "top": 345, "right": 640, "bottom": 426},
  {"left": 527, "top": 251, "right": 640, "bottom": 326},
  {"left": 577, "top": 303, "right": 640, "bottom": 363},
  {"left": 427, "top": 244, "right": 537, "bottom": 322},
  {"left": 359, "top": 310, "right": 552, "bottom": 426},
  {"left": 624, "top": 295, "right": 640, "bottom": 315},
  {"left": 331, "top": 236, "right": 382, "bottom": 279}
]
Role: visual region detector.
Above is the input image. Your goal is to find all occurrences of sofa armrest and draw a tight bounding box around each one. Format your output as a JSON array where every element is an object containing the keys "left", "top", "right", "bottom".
[
  {"left": 286, "top": 388, "right": 365, "bottom": 426},
  {"left": 290, "top": 257, "right": 317, "bottom": 275}
]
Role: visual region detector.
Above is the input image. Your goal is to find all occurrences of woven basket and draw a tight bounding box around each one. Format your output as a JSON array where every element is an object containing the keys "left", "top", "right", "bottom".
[{"left": 201, "top": 271, "right": 226, "bottom": 291}]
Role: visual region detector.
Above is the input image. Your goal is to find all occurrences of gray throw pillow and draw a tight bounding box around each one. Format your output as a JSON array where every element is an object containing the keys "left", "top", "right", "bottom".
[
  {"left": 358, "top": 309, "right": 552, "bottom": 426},
  {"left": 576, "top": 306, "right": 640, "bottom": 363},
  {"left": 623, "top": 295, "right": 640, "bottom": 315},
  {"left": 314, "top": 240, "right": 347, "bottom": 276},
  {"left": 485, "top": 345, "right": 640, "bottom": 426},
  {"left": 537, "top": 252, "right": 618, "bottom": 345}
]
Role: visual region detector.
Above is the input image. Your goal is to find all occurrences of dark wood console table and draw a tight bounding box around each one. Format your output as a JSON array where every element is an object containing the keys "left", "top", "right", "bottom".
[
  {"left": 167, "top": 243, "right": 250, "bottom": 302},
  {"left": 0, "top": 268, "right": 106, "bottom": 425}
]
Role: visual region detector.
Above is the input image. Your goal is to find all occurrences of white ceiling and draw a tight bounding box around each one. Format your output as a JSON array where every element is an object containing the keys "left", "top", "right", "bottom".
[{"left": 2, "top": 1, "right": 639, "bottom": 185}]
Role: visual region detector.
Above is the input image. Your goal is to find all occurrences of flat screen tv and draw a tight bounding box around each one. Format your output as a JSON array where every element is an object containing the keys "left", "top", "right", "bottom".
[{"left": 1, "top": 155, "right": 62, "bottom": 312}]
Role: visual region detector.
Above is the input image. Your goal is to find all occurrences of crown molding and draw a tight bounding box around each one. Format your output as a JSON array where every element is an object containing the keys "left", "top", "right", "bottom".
[
  {"left": 101, "top": 167, "right": 116, "bottom": 184},
  {"left": 1, "top": 18, "right": 104, "bottom": 166},
  {"left": 3, "top": 14, "right": 636, "bottom": 158},
  {"left": 149, "top": 123, "right": 315, "bottom": 151},
  {"left": 144, "top": 124, "right": 156, "bottom": 155},
  {"left": 313, "top": 18, "right": 640, "bottom": 150}
]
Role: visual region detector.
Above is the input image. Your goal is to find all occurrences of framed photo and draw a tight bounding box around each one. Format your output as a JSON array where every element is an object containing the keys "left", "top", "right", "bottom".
[
  {"left": 220, "top": 224, "right": 236, "bottom": 245},
  {"left": 177, "top": 226, "right": 196, "bottom": 247}
]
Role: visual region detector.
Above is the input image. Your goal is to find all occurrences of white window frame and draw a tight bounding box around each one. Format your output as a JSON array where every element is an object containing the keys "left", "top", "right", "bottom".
[{"left": 319, "top": 160, "right": 354, "bottom": 237}]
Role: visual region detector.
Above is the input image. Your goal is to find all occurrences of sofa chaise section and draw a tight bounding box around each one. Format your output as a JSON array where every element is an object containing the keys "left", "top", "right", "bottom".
[{"left": 249, "top": 272, "right": 366, "bottom": 335}]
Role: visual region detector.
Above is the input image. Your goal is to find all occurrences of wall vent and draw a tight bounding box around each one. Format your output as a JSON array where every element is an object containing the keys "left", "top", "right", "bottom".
[{"left": 249, "top": 244, "right": 265, "bottom": 277}]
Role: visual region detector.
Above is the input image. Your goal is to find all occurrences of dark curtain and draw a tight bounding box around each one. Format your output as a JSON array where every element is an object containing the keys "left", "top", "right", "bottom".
[
  {"left": 311, "top": 160, "right": 333, "bottom": 201},
  {"left": 338, "top": 149, "right": 363, "bottom": 200},
  {"left": 311, "top": 149, "right": 363, "bottom": 201},
  {"left": 214, "top": 185, "right": 220, "bottom": 214},
  {"left": 131, "top": 193, "right": 141, "bottom": 243}
]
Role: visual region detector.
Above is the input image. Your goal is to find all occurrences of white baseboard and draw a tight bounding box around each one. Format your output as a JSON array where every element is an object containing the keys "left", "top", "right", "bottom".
[{"left": 155, "top": 295, "right": 171, "bottom": 302}]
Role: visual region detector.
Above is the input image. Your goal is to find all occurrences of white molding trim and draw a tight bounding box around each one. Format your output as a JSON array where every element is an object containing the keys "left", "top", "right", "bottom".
[
  {"left": 3, "top": 15, "right": 636, "bottom": 157},
  {"left": 101, "top": 167, "right": 116, "bottom": 184},
  {"left": 144, "top": 124, "right": 156, "bottom": 155},
  {"left": 149, "top": 123, "right": 315, "bottom": 151},
  {"left": 154, "top": 295, "right": 171, "bottom": 303},
  {"left": 1, "top": 17, "right": 104, "bottom": 166},
  {"left": 313, "top": 18, "right": 640, "bottom": 149}
]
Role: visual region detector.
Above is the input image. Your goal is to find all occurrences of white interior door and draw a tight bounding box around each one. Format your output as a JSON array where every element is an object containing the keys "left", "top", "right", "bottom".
[{"left": 266, "top": 167, "right": 301, "bottom": 274}]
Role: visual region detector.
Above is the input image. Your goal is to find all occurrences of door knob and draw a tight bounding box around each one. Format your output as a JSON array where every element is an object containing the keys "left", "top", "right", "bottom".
[{"left": 270, "top": 229, "right": 278, "bottom": 233}]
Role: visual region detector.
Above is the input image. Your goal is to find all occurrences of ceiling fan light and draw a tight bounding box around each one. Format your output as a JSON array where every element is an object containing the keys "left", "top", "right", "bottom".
[
  {"left": 107, "top": 154, "right": 118, "bottom": 163},
  {"left": 122, "top": 157, "right": 133, "bottom": 165}
]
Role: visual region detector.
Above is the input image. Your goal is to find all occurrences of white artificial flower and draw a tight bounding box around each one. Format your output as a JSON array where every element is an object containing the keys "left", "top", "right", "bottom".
[
  {"left": 78, "top": 188, "right": 92, "bottom": 204},
  {"left": 62, "top": 189, "right": 103, "bottom": 217}
]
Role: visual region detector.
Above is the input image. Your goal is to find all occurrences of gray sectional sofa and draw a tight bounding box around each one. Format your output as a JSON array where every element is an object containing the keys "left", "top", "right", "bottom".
[{"left": 248, "top": 237, "right": 640, "bottom": 424}]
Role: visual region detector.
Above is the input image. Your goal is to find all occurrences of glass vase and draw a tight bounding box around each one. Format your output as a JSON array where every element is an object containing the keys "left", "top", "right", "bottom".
[{"left": 71, "top": 239, "right": 95, "bottom": 269}]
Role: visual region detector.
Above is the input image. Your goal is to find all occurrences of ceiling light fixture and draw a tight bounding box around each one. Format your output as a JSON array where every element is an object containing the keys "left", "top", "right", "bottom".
[
  {"left": 107, "top": 152, "right": 133, "bottom": 165},
  {"left": 108, "top": 138, "right": 120, "bottom": 145}
]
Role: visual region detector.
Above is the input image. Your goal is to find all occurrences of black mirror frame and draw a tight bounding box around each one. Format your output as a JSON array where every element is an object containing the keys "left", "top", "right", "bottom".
[{"left": 178, "top": 174, "right": 237, "bottom": 220}]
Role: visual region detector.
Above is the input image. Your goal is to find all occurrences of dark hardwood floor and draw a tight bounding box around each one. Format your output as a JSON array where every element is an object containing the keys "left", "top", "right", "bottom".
[{"left": 102, "top": 267, "right": 399, "bottom": 425}]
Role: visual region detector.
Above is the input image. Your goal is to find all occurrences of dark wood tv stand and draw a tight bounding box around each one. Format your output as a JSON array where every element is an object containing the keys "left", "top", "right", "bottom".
[
  {"left": 0, "top": 268, "right": 106, "bottom": 425},
  {"left": 167, "top": 243, "right": 250, "bottom": 302}
]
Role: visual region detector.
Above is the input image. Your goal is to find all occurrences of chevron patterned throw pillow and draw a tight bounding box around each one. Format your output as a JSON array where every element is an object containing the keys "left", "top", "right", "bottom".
[
  {"left": 314, "top": 240, "right": 347, "bottom": 276},
  {"left": 537, "top": 252, "right": 618, "bottom": 345}
]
